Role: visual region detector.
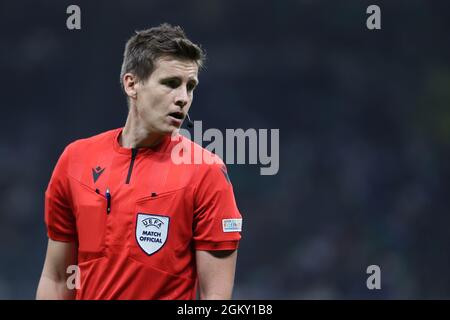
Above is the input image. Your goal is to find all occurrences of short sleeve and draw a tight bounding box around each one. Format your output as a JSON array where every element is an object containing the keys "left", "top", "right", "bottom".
[
  {"left": 45, "top": 145, "right": 77, "bottom": 242},
  {"left": 193, "top": 162, "right": 242, "bottom": 251}
]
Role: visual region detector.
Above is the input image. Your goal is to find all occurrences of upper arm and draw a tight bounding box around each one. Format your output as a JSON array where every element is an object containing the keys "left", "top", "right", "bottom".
[
  {"left": 36, "top": 238, "right": 78, "bottom": 299},
  {"left": 196, "top": 249, "right": 238, "bottom": 300},
  {"left": 41, "top": 238, "right": 78, "bottom": 281},
  {"left": 45, "top": 145, "right": 77, "bottom": 242},
  {"left": 193, "top": 161, "right": 242, "bottom": 299},
  {"left": 193, "top": 162, "right": 242, "bottom": 251}
]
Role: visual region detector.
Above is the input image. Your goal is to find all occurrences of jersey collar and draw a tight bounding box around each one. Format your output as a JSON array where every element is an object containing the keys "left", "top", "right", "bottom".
[{"left": 112, "top": 127, "right": 181, "bottom": 155}]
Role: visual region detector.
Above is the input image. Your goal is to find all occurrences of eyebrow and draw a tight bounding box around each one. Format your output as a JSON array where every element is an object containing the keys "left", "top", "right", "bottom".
[{"left": 160, "top": 76, "right": 199, "bottom": 86}]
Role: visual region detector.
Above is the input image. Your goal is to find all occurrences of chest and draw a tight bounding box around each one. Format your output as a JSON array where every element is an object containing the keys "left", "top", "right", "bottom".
[{"left": 68, "top": 152, "right": 196, "bottom": 258}]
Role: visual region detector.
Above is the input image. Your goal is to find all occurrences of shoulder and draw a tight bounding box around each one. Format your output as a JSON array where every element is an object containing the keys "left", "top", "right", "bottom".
[
  {"left": 176, "top": 134, "right": 226, "bottom": 168},
  {"left": 66, "top": 128, "right": 119, "bottom": 153},
  {"left": 58, "top": 128, "right": 120, "bottom": 170},
  {"left": 175, "top": 134, "right": 230, "bottom": 184}
]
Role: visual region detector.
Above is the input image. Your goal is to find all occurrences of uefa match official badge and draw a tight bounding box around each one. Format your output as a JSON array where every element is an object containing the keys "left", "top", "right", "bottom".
[{"left": 136, "top": 213, "right": 170, "bottom": 255}]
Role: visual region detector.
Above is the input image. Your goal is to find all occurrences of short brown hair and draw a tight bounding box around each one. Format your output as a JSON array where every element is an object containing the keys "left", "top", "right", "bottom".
[{"left": 120, "top": 23, "right": 205, "bottom": 90}]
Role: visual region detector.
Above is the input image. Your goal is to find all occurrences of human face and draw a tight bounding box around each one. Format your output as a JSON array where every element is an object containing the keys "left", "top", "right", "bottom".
[{"left": 134, "top": 55, "right": 199, "bottom": 134}]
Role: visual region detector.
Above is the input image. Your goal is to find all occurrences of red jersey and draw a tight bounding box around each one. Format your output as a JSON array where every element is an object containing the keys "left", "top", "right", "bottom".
[{"left": 44, "top": 128, "right": 242, "bottom": 299}]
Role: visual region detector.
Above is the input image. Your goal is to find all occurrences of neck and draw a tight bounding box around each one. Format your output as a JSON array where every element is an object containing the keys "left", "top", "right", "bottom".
[{"left": 120, "top": 107, "right": 165, "bottom": 149}]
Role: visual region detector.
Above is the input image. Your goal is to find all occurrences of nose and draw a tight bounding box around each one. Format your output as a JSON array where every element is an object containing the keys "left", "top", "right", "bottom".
[
  {"left": 175, "top": 87, "right": 189, "bottom": 108},
  {"left": 175, "top": 99, "right": 187, "bottom": 108}
]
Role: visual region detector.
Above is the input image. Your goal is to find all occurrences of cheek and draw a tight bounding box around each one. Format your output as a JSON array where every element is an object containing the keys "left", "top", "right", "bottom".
[
  {"left": 136, "top": 86, "right": 174, "bottom": 117},
  {"left": 138, "top": 92, "right": 159, "bottom": 113}
]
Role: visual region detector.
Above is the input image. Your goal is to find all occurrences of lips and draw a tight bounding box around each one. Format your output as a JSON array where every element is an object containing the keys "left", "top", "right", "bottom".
[
  {"left": 167, "top": 111, "right": 184, "bottom": 126},
  {"left": 168, "top": 111, "right": 184, "bottom": 120}
]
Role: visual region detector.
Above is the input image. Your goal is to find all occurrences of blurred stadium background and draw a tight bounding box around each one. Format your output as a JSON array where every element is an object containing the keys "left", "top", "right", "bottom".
[{"left": 0, "top": 0, "right": 449, "bottom": 299}]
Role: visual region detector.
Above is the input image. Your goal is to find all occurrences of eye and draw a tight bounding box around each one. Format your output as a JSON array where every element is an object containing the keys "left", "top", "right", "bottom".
[
  {"left": 162, "top": 79, "right": 180, "bottom": 89},
  {"left": 187, "top": 82, "right": 197, "bottom": 92}
]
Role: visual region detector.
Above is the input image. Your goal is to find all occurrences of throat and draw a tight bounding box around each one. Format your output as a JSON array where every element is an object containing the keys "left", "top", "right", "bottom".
[{"left": 120, "top": 125, "right": 165, "bottom": 149}]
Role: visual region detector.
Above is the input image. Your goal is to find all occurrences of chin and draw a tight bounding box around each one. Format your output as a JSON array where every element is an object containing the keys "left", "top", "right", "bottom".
[
  {"left": 145, "top": 123, "right": 173, "bottom": 135},
  {"left": 160, "top": 126, "right": 178, "bottom": 135}
]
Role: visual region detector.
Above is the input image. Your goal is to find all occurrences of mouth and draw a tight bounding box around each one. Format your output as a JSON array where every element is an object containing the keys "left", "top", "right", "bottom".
[
  {"left": 167, "top": 111, "right": 184, "bottom": 126},
  {"left": 168, "top": 111, "right": 184, "bottom": 120}
]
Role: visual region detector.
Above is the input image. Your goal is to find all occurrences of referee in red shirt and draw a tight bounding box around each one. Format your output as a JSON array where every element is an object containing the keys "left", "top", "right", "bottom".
[{"left": 36, "top": 23, "right": 242, "bottom": 300}]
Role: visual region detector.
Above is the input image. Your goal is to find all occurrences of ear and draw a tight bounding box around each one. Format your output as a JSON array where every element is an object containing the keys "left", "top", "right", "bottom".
[{"left": 123, "top": 73, "right": 138, "bottom": 99}]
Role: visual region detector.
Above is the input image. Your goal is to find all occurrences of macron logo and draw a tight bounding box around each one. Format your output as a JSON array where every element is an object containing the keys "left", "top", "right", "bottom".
[{"left": 92, "top": 166, "right": 105, "bottom": 183}]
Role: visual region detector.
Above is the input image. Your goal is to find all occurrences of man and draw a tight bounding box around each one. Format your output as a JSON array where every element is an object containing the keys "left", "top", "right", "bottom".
[{"left": 36, "top": 23, "right": 242, "bottom": 300}]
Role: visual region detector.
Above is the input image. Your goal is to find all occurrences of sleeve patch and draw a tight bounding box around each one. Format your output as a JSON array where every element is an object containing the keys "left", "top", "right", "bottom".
[{"left": 222, "top": 218, "right": 242, "bottom": 232}]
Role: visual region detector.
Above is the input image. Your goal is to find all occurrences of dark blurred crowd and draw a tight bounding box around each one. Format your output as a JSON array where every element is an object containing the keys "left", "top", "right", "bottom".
[{"left": 0, "top": 0, "right": 449, "bottom": 299}]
